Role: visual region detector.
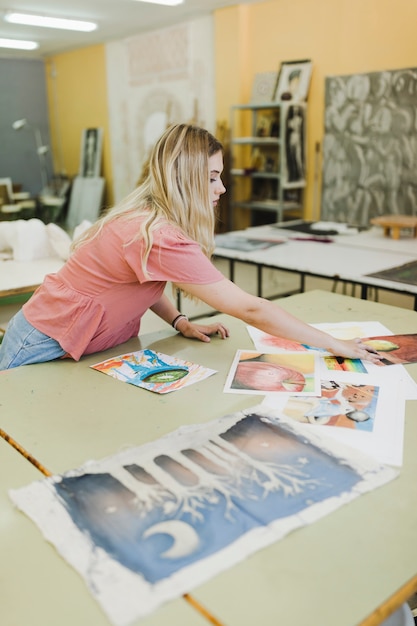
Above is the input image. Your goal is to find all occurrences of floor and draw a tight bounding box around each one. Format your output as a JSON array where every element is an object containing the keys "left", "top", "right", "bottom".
[{"left": 1, "top": 259, "right": 416, "bottom": 621}]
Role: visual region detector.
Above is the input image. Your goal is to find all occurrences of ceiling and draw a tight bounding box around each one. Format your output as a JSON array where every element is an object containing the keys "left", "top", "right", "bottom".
[{"left": 0, "top": 0, "right": 260, "bottom": 59}]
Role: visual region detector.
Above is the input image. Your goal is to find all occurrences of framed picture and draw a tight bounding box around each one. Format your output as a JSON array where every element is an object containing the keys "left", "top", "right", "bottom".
[
  {"left": 250, "top": 71, "right": 278, "bottom": 103},
  {"left": 274, "top": 59, "right": 312, "bottom": 102},
  {"left": 79, "top": 128, "right": 103, "bottom": 178},
  {"left": 0, "top": 177, "right": 13, "bottom": 205}
]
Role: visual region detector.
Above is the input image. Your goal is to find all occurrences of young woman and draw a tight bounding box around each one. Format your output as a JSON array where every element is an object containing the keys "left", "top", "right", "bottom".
[{"left": 0, "top": 124, "right": 380, "bottom": 370}]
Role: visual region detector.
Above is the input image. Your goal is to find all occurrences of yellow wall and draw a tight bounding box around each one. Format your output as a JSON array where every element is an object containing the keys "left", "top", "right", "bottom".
[
  {"left": 45, "top": 0, "right": 417, "bottom": 221},
  {"left": 45, "top": 45, "right": 113, "bottom": 206},
  {"left": 214, "top": 0, "right": 417, "bottom": 219}
]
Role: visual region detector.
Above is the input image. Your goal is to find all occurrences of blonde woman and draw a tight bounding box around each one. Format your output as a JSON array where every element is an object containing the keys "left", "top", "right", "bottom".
[{"left": 0, "top": 124, "right": 380, "bottom": 369}]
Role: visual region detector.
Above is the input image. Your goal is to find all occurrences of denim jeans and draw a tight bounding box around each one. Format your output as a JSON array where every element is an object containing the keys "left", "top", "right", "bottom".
[{"left": 0, "top": 309, "right": 66, "bottom": 370}]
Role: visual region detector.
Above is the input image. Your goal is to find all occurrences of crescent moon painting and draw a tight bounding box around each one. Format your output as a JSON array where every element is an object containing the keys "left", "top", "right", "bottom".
[
  {"left": 143, "top": 520, "right": 200, "bottom": 559},
  {"left": 9, "top": 409, "right": 397, "bottom": 625}
]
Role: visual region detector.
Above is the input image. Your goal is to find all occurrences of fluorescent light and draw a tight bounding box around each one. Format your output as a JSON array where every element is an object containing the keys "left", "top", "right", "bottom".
[
  {"left": 4, "top": 12, "right": 97, "bottom": 32},
  {"left": 131, "top": 0, "right": 184, "bottom": 5},
  {"left": 0, "top": 37, "right": 39, "bottom": 50}
]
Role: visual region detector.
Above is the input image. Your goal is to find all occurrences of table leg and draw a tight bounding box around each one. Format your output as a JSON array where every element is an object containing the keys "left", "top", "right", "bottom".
[{"left": 257, "top": 265, "right": 263, "bottom": 298}]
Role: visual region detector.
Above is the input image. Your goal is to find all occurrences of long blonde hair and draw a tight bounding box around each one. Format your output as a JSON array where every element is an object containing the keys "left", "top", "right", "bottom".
[{"left": 72, "top": 124, "right": 223, "bottom": 277}]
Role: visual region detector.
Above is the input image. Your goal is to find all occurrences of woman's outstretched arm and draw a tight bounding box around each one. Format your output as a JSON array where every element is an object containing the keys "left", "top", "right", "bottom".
[{"left": 175, "top": 278, "right": 382, "bottom": 363}]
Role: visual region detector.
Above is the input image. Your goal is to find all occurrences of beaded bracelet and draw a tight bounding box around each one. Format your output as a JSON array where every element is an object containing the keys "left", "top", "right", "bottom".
[{"left": 171, "top": 314, "right": 188, "bottom": 330}]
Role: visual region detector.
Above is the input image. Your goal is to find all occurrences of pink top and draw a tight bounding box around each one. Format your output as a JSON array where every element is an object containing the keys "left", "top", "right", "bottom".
[{"left": 23, "top": 217, "right": 223, "bottom": 360}]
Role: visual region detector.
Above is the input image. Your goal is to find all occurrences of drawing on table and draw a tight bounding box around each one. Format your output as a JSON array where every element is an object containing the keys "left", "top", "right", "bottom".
[
  {"left": 91, "top": 349, "right": 216, "bottom": 393},
  {"left": 10, "top": 408, "right": 396, "bottom": 625},
  {"left": 224, "top": 350, "right": 320, "bottom": 396},
  {"left": 281, "top": 380, "right": 379, "bottom": 431},
  {"left": 362, "top": 333, "right": 417, "bottom": 365}
]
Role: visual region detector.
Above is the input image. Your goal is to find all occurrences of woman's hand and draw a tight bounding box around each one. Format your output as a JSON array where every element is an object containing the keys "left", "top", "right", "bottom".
[
  {"left": 329, "top": 338, "right": 383, "bottom": 364},
  {"left": 175, "top": 318, "right": 230, "bottom": 343}
]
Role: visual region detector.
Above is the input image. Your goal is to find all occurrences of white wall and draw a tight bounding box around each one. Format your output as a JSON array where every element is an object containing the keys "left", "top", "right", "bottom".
[{"left": 106, "top": 16, "right": 216, "bottom": 202}]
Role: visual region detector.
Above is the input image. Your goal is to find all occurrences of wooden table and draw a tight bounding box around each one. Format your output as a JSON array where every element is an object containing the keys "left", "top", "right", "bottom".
[
  {"left": 1, "top": 290, "right": 417, "bottom": 626},
  {"left": 370, "top": 215, "right": 417, "bottom": 240}
]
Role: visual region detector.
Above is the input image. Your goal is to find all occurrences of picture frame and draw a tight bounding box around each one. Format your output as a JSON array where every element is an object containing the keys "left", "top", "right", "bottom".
[
  {"left": 0, "top": 177, "right": 13, "bottom": 206},
  {"left": 79, "top": 128, "right": 103, "bottom": 178},
  {"left": 250, "top": 71, "right": 278, "bottom": 103},
  {"left": 274, "top": 59, "right": 312, "bottom": 102}
]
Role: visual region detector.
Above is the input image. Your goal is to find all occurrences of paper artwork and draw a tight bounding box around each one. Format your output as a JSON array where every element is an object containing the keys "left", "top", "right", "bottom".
[
  {"left": 10, "top": 408, "right": 397, "bottom": 626},
  {"left": 91, "top": 349, "right": 216, "bottom": 394},
  {"left": 280, "top": 379, "right": 379, "bottom": 431},
  {"left": 224, "top": 350, "right": 320, "bottom": 396},
  {"left": 244, "top": 322, "right": 410, "bottom": 465},
  {"left": 215, "top": 233, "right": 285, "bottom": 252},
  {"left": 362, "top": 334, "right": 417, "bottom": 365}
]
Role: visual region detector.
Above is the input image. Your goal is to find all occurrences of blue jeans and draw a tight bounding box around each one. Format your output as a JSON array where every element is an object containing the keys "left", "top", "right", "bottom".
[{"left": 0, "top": 309, "right": 66, "bottom": 370}]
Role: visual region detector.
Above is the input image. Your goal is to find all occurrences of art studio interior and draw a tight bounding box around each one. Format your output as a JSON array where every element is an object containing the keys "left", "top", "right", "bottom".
[{"left": 1, "top": 1, "right": 417, "bottom": 626}]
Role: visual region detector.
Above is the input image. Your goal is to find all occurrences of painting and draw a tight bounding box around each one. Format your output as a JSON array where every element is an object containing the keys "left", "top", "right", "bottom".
[
  {"left": 366, "top": 259, "right": 417, "bottom": 286},
  {"left": 361, "top": 333, "right": 417, "bottom": 365},
  {"left": 224, "top": 349, "right": 320, "bottom": 396},
  {"left": 274, "top": 59, "right": 312, "bottom": 102},
  {"left": 281, "top": 379, "right": 379, "bottom": 431},
  {"left": 91, "top": 349, "right": 216, "bottom": 393},
  {"left": 9, "top": 407, "right": 396, "bottom": 625},
  {"left": 246, "top": 321, "right": 411, "bottom": 465},
  {"left": 250, "top": 71, "right": 278, "bottom": 103},
  {"left": 321, "top": 67, "right": 417, "bottom": 226},
  {"left": 79, "top": 128, "right": 103, "bottom": 178},
  {"left": 0, "top": 177, "right": 13, "bottom": 206}
]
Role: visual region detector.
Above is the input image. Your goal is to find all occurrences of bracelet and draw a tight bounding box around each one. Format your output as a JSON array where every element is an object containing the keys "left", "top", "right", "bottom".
[{"left": 171, "top": 314, "right": 188, "bottom": 330}]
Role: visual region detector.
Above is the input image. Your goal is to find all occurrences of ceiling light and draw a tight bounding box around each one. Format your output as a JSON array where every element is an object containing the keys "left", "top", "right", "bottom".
[
  {"left": 0, "top": 37, "right": 39, "bottom": 50},
  {"left": 131, "top": 0, "right": 184, "bottom": 5},
  {"left": 4, "top": 12, "right": 97, "bottom": 32}
]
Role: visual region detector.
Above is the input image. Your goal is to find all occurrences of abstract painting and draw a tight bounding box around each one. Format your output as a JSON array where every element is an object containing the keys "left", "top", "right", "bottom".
[
  {"left": 321, "top": 67, "right": 417, "bottom": 226},
  {"left": 10, "top": 408, "right": 396, "bottom": 625}
]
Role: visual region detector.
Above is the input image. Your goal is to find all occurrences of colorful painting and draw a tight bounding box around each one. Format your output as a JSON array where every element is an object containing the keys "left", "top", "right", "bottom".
[
  {"left": 10, "top": 408, "right": 397, "bottom": 625},
  {"left": 323, "top": 355, "right": 367, "bottom": 373},
  {"left": 91, "top": 349, "right": 216, "bottom": 394},
  {"left": 224, "top": 350, "right": 320, "bottom": 396},
  {"left": 281, "top": 380, "right": 379, "bottom": 431},
  {"left": 361, "top": 334, "right": 417, "bottom": 365}
]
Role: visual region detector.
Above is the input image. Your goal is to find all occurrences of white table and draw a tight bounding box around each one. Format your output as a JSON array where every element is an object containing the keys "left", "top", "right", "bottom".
[
  {"left": 214, "top": 223, "right": 417, "bottom": 308},
  {"left": 0, "top": 257, "right": 64, "bottom": 298}
]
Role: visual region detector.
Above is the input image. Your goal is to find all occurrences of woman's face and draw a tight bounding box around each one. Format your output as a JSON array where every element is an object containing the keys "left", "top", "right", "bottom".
[{"left": 209, "top": 151, "right": 226, "bottom": 208}]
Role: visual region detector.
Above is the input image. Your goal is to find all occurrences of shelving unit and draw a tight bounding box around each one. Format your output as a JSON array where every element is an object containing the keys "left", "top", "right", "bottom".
[{"left": 229, "top": 102, "right": 307, "bottom": 229}]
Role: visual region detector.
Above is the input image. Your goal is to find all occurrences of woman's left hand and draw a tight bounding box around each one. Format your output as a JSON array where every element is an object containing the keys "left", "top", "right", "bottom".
[{"left": 176, "top": 318, "right": 230, "bottom": 343}]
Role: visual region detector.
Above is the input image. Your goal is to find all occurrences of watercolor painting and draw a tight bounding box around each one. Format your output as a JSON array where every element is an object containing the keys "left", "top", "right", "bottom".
[
  {"left": 91, "top": 349, "right": 216, "bottom": 393},
  {"left": 10, "top": 408, "right": 396, "bottom": 625},
  {"left": 224, "top": 350, "right": 320, "bottom": 396}
]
